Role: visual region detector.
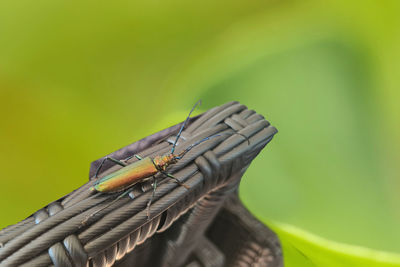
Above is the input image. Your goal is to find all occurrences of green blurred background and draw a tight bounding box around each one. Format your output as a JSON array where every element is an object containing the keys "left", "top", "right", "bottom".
[{"left": 1, "top": 1, "right": 400, "bottom": 266}]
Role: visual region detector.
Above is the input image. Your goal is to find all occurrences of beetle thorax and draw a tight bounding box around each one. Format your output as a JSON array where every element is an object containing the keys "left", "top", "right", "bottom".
[{"left": 153, "top": 154, "right": 177, "bottom": 171}]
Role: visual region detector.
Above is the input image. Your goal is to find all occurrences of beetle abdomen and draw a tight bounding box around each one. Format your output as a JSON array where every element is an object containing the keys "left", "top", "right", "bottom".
[{"left": 94, "top": 157, "right": 157, "bottom": 193}]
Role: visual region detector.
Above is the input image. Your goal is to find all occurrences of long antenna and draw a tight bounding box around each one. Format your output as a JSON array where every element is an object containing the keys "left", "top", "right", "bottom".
[
  {"left": 175, "top": 133, "right": 224, "bottom": 159},
  {"left": 171, "top": 100, "right": 202, "bottom": 154},
  {"left": 175, "top": 132, "right": 250, "bottom": 160}
]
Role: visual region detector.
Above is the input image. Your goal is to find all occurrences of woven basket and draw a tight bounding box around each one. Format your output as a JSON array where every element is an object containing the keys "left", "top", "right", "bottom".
[{"left": 0, "top": 101, "right": 281, "bottom": 267}]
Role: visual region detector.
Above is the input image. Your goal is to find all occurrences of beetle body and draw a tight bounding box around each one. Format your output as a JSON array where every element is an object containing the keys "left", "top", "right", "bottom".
[
  {"left": 82, "top": 101, "right": 218, "bottom": 222},
  {"left": 92, "top": 154, "right": 177, "bottom": 193}
]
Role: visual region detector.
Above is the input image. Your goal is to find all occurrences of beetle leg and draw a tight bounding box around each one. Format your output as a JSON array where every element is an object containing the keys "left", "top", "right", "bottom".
[
  {"left": 95, "top": 157, "right": 128, "bottom": 178},
  {"left": 123, "top": 154, "right": 143, "bottom": 162},
  {"left": 161, "top": 171, "right": 190, "bottom": 189},
  {"left": 146, "top": 176, "right": 157, "bottom": 220},
  {"left": 82, "top": 187, "right": 134, "bottom": 226}
]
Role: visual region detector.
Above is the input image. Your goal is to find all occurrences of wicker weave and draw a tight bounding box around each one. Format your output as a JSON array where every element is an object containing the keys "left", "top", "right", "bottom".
[{"left": 0, "top": 101, "right": 280, "bottom": 267}]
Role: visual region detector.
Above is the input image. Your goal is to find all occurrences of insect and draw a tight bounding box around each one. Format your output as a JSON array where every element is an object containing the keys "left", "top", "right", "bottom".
[{"left": 85, "top": 101, "right": 218, "bottom": 221}]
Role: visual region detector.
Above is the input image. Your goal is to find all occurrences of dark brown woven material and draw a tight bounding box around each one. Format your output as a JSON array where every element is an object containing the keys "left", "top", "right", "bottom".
[{"left": 0, "top": 101, "right": 280, "bottom": 267}]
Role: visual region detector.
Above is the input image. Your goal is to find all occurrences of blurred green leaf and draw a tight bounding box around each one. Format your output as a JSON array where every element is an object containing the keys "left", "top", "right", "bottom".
[{"left": 272, "top": 221, "right": 400, "bottom": 267}]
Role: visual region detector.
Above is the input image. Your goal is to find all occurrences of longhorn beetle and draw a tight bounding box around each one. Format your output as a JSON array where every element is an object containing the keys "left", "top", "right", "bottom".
[{"left": 85, "top": 101, "right": 243, "bottom": 222}]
